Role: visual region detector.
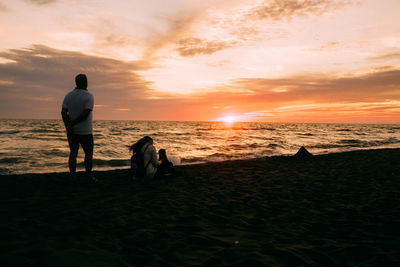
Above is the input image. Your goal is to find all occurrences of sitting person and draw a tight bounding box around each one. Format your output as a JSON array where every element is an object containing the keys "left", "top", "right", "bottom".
[
  {"left": 154, "top": 149, "right": 175, "bottom": 179},
  {"left": 130, "top": 136, "right": 159, "bottom": 179}
]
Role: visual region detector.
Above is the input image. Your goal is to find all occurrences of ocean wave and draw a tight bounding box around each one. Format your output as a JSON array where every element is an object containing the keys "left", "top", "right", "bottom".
[
  {"left": 339, "top": 139, "right": 363, "bottom": 145},
  {"left": 208, "top": 152, "right": 227, "bottom": 158},
  {"left": 170, "top": 132, "right": 195, "bottom": 136},
  {"left": 196, "top": 127, "right": 250, "bottom": 131},
  {"left": 181, "top": 150, "right": 278, "bottom": 165},
  {"left": 309, "top": 138, "right": 400, "bottom": 150},
  {"left": 354, "top": 132, "right": 367, "bottom": 136},
  {"left": 339, "top": 138, "right": 400, "bottom": 147},
  {"left": 258, "top": 127, "right": 276, "bottom": 131},
  {"left": 0, "top": 130, "right": 20, "bottom": 135},
  {"left": 42, "top": 149, "right": 69, "bottom": 157},
  {"left": 0, "top": 168, "right": 14, "bottom": 175},
  {"left": 19, "top": 135, "right": 66, "bottom": 142},
  {"left": 248, "top": 143, "right": 259, "bottom": 148},
  {"left": 182, "top": 154, "right": 233, "bottom": 164},
  {"left": 0, "top": 157, "right": 23, "bottom": 164},
  {"left": 309, "top": 144, "right": 343, "bottom": 149},
  {"left": 228, "top": 144, "right": 247, "bottom": 150},
  {"left": 297, "top": 133, "right": 314, "bottom": 136},
  {"left": 31, "top": 129, "right": 61, "bottom": 133},
  {"left": 181, "top": 157, "right": 206, "bottom": 164},
  {"left": 266, "top": 143, "right": 283, "bottom": 149},
  {"left": 122, "top": 127, "right": 140, "bottom": 131},
  {"left": 226, "top": 142, "right": 282, "bottom": 151}
]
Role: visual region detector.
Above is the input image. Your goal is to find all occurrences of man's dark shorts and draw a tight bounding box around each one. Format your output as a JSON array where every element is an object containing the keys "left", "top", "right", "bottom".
[{"left": 67, "top": 133, "right": 93, "bottom": 154}]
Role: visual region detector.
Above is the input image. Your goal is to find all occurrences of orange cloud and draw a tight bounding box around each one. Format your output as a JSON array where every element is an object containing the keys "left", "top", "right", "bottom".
[
  {"left": 222, "top": 68, "right": 400, "bottom": 104},
  {"left": 172, "top": 67, "right": 400, "bottom": 122}
]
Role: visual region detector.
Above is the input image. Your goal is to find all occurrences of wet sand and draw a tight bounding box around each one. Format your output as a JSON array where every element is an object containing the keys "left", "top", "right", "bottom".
[{"left": 1, "top": 148, "right": 399, "bottom": 266}]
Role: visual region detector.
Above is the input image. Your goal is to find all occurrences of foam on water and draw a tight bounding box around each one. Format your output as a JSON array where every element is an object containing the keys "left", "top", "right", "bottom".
[{"left": 0, "top": 119, "right": 399, "bottom": 174}]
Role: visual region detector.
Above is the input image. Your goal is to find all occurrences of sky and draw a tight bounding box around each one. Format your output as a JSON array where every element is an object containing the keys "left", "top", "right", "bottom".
[{"left": 0, "top": 0, "right": 399, "bottom": 123}]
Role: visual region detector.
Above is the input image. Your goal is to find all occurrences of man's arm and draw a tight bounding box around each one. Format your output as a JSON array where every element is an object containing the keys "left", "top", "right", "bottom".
[{"left": 61, "top": 108, "right": 70, "bottom": 128}]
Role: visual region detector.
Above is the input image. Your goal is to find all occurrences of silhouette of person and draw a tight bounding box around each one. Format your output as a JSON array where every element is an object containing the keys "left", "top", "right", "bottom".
[
  {"left": 154, "top": 149, "right": 175, "bottom": 179},
  {"left": 61, "top": 74, "right": 97, "bottom": 182}
]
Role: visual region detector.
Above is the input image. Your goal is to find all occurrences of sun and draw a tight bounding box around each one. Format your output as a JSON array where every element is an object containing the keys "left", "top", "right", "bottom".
[
  {"left": 218, "top": 115, "right": 237, "bottom": 125},
  {"left": 222, "top": 116, "right": 235, "bottom": 123},
  {"left": 216, "top": 113, "right": 252, "bottom": 124}
]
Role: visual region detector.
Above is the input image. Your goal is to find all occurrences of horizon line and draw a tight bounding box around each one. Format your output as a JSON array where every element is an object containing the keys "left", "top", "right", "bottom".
[{"left": 1, "top": 117, "right": 399, "bottom": 125}]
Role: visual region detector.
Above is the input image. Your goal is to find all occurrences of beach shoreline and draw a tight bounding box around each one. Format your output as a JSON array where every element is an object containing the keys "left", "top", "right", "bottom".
[{"left": 1, "top": 148, "right": 399, "bottom": 266}]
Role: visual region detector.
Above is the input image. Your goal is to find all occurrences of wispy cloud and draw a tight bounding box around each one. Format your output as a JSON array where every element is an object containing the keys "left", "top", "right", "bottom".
[
  {"left": 97, "top": 34, "right": 136, "bottom": 48},
  {"left": 247, "top": 0, "right": 357, "bottom": 21},
  {"left": 0, "top": 2, "right": 9, "bottom": 12},
  {"left": 169, "top": 0, "right": 359, "bottom": 57},
  {"left": 368, "top": 51, "right": 400, "bottom": 61},
  {"left": 276, "top": 101, "right": 400, "bottom": 112},
  {"left": 175, "top": 38, "right": 234, "bottom": 57},
  {"left": 144, "top": 12, "right": 200, "bottom": 59},
  {"left": 313, "top": 41, "right": 341, "bottom": 51},
  {"left": 25, "top": 0, "right": 58, "bottom": 6}
]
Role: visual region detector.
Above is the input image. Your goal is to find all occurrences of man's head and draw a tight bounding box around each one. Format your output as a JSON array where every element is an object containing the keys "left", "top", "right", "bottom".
[{"left": 75, "top": 74, "right": 88, "bottom": 89}]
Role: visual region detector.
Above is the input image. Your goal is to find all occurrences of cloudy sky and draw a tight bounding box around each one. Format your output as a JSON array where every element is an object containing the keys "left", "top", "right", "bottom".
[{"left": 0, "top": 0, "right": 399, "bottom": 122}]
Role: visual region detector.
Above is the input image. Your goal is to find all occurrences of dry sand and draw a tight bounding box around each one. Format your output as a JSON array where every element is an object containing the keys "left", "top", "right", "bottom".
[{"left": 0, "top": 148, "right": 399, "bottom": 266}]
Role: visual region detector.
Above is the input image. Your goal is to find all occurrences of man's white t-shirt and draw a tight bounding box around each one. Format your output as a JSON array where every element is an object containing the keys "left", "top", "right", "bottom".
[{"left": 62, "top": 89, "right": 94, "bottom": 135}]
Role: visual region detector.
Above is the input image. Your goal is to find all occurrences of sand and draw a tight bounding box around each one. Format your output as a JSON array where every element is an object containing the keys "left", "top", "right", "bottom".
[{"left": 0, "top": 148, "right": 399, "bottom": 266}]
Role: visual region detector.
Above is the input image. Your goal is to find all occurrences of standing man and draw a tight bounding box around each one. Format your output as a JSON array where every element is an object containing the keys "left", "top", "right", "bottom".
[{"left": 61, "top": 74, "right": 97, "bottom": 182}]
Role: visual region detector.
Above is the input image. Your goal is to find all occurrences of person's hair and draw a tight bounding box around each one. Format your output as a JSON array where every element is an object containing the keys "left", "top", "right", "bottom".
[
  {"left": 129, "top": 136, "right": 152, "bottom": 153},
  {"left": 158, "top": 149, "right": 168, "bottom": 161},
  {"left": 75, "top": 74, "right": 88, "bottom": 89}
]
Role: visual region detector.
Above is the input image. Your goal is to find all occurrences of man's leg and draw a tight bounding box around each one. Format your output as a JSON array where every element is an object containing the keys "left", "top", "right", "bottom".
[
  {"left": 67, "top": 134, "right": 79, "bottom": 175},
  {"left": 80, "top": 134, "right": 94, "bottom": 175}
]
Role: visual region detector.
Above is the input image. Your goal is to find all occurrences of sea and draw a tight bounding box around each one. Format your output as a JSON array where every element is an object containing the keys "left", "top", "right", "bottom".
[{"left": 0, "top": 119, "right": 399, "bottom": 175}]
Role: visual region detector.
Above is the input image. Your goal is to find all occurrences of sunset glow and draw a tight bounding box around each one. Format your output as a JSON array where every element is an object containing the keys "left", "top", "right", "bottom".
[
  {"left": 218, "top": 115, "right": 238, "bottom": 125},
  {"left": 0, "top": 0, "right": 399, "bottom": 123}
]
